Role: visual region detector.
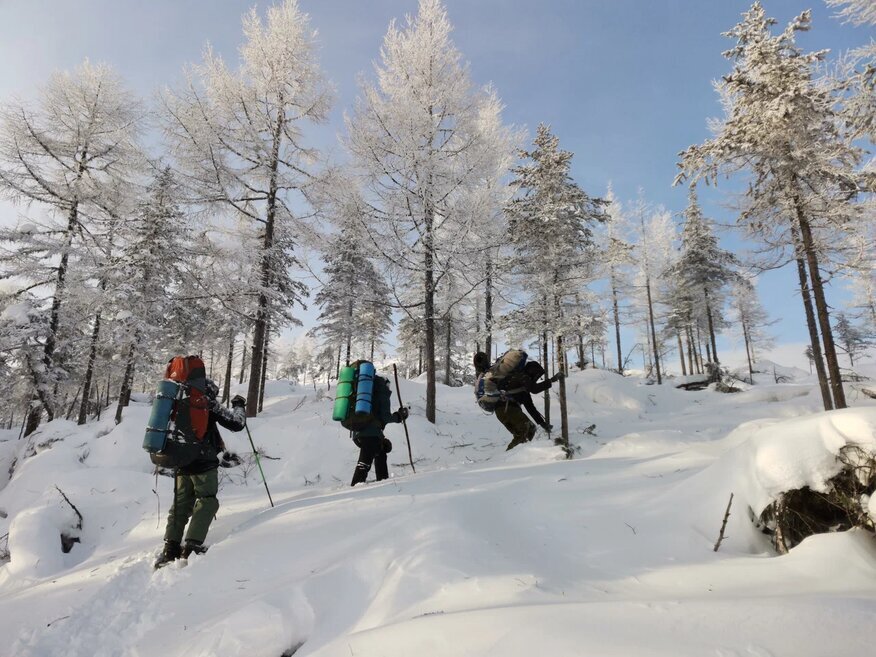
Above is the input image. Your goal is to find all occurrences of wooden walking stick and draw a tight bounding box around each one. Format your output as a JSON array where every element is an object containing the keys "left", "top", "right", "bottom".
[{"left": 392, "top": 364, "right": 415, "bottom": 473}]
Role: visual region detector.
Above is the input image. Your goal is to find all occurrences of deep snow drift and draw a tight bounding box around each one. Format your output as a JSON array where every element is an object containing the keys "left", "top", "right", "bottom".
[{"left": 1, "top": 365, "right": 875, "bottom": 656}]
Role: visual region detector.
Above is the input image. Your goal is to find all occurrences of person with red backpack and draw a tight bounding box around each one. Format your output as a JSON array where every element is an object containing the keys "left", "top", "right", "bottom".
[{"left": 154, "top": 378, "right": 247, "bottom": 568}]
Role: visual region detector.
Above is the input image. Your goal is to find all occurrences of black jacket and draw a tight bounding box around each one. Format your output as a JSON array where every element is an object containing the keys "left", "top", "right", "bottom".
[
  {"left": 351, "top": 376, "right": 403, "bottom": 440},
  {"left": 505, "top": 374, "right": 552, "bottom": 429},
  {"left": 179, "top": 403, "right": 246, "bottom": 475}
]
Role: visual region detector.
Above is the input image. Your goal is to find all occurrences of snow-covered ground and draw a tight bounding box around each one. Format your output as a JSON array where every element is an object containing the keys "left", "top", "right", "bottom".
[{"left": 1, "top": 364, "right": 875, "bottom": 656}]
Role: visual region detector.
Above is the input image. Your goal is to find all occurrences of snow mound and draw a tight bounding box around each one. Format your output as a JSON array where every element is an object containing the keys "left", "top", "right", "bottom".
[
  {"left": 6, "top": 503, "right": 78, "bottom": 578},
  {"left": 751, "top": 359, "right": 810, "bottom": 382},
  {"left": 662, "top": 407, "right": 876, "bottom": 554}
]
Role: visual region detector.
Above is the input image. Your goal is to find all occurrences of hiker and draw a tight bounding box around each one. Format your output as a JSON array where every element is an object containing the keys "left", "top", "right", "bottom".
[
  {"left": 474, "top": 351, "right": 563, "bottom": 451},
  {"left": 334, "top": 362, "right": 406, "bottom": 486},
  {"left": 155, "top": 380, "right": 247, "bottom": 568}
]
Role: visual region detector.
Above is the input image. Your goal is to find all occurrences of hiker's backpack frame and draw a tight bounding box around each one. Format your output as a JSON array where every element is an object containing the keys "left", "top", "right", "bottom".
[
  {"left": 143, "top": 355, "right": 215, "bottom": 468},
  {"left": 475, "top": 349, "right": 529, "bottom": 413},
  {"left": 333, "top": 361, "right": 392, "bottom": 431}
]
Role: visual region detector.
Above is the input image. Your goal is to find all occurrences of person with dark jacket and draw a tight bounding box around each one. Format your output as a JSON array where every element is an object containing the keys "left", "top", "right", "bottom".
[
  {"left": 351, "top": 374, "right": 409, "bottom": 486},
  {"left": 155, "top": 380, "right": 246, "bottom": 568},
  {"left": 474, "top": 353, "right": 563, "bottom": 451}
]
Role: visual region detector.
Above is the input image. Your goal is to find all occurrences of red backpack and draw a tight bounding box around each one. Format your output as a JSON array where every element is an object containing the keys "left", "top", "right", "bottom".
[{"left": 165, "top": 355, "right": 209, "bottom": 442}]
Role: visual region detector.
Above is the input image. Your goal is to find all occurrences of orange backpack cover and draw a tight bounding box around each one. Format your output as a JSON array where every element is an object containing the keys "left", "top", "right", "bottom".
[{"left": 165, "top": 355, "right": 209, "bottom": 441}]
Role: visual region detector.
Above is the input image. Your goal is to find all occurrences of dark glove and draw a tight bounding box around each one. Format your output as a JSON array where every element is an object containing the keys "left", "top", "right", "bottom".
[
  {"left": 381, "top": 438, "right": 393, "bottom": 454},
  {"left": 392, "top": 406, "right": 409, "bottom": 422},
  {"left": 543, "top": 423, "right": 554, "bottom": 432},
  {"left": 550, "top": 372, "right": 565, "bottom": 383},
  {"left": 231, "top": 395, "right": 247, "bottom": 409},
  {"left": 219, "top": 451, "right": 241, "bottom": 468}
]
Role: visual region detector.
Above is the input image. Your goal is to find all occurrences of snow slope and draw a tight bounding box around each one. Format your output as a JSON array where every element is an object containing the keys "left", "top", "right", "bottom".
[{"left": 1, "top": 367, "right": 875, "bottom": 656}]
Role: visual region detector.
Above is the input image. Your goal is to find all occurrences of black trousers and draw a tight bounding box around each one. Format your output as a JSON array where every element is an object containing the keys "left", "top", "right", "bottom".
[{"left": 351, "top": 435, "right": 388, "bottom": 486}]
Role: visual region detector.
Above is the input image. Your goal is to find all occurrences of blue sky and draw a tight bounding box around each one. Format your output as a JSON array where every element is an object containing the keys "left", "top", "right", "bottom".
[{"left": 0, "top": 0, "right": 871, "bottom": 366}]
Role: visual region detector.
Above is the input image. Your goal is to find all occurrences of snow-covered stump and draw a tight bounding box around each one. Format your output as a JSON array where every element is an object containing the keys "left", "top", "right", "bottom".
[{"left": 759, "top": 445, "right": 876, "bottom": 554}]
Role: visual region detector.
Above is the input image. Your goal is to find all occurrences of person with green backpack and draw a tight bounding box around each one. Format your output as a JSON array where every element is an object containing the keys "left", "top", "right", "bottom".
[{"left": 333, "top": 360, "right": 409, "bottom": 486}]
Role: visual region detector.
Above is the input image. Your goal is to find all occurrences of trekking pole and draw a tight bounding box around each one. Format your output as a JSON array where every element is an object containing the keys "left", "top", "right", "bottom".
[
  {"left": 244, "top": 423, "right": 274, "bottom": 508},
  {"left": 392, "top": 364, "right": 416, "bottom": 473}
]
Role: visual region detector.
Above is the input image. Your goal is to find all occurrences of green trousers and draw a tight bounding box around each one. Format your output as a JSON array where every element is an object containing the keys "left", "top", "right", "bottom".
[
  {"left": 496, "top": 402, "right": 536, "bottom": 451},
  {"left": 164, "top": 469, "right": 219, "bottom": 544}
]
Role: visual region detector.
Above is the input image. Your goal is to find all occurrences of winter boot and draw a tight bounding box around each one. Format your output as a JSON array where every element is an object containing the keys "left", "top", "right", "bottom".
[
  {"left": 182, "top": 539, "right": 208, "bottom": 559},
  {"left": 154, "top": 540, "right": 182, "bottom": 569}
]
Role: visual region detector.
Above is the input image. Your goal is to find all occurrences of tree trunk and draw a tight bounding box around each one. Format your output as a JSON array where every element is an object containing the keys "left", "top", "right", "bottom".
[
  {"left": 555, "top": 332, "right": 571, "bottom": 456},
  {"left": 793, "top": 244, "right": 833, "bottom": 411},
  {"left": 345, "top": 296, "right": 353, "bottom": 366},
  {"left": 685, "top": 326, "right": 695, "bottom": 375},
  {"left": 115, "top": 342, "right": 137, "bottom": 425},
  {"left": 77, "top": 310, "right": 103, "bottom": 425},
  {"left": 444, "top": 315, "right": 452, "bottom": 386},
  {"left": 795, "top": 209, "right": 846, "bottom": 408},
  {"left": 424, "top": 207, "right": 437, "bottom": 424},
  {"left": 677, "top": 330, "right": 687, "bottom": 376},
  {"left": 222, "top": 329, "right": 234, "bottom": 406},
  {"left": 742, "top": 320, "right": 754, "bottom": 383},
  {"left": 335, "top": 343, "right": 342, "bottom": 379},
  {"left": 239, "top": 332, "right": 248, "bottom": 384},
  {"left": 554, "top": 284, "right": 572, "bottom": 458},
  {"left": 704, "top": 287, "right": 719, "bottom": 365},
  {"left": 475, "top": 294, "right": 481, "bottom": 355},
  {"left": 695, "top": 324, "right": 705, "bottom": 373},
  {"left": 484, "top": 254, "right": 493, "bottom": 360},
  {"left": 246, "top": 106, "right": 284, "bottom": 418},
  {"left": 611, "top": 274, "right": 623, "bottom": 374},
  {"left": 258, "top": 319, "right": 270, "bottom": 414},
  {"left": 542, "top": 329, "right": 551, "bottom": 427},
  {"left": 645, "top": 275, "right": 662, "bottom": 384}
]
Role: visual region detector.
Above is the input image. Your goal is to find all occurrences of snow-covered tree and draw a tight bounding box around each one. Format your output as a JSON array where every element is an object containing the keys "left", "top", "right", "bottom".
[
  {"left": 110, "top": 167, "right": 196, "bottom": 423},
  {"left": 0, "top": 60, "right": 142, "bottom": 435},
  {"left": 728, "top": 278, "right": 775, "bottom": 381},
  {"left": 627, "top": 197, "right": 675, "bottom": 382},
  {"left": 599, "top": 185, "right": 634, "bottom": 373},
  {"left": 507, "top": 123, "right": 605, "bottom": 452},
  {"left": 676, "top": 2, "right": 870, "bottom": 410},
  {"left": 162, "top": 0, "right": 331, "bottom": 417},
  {"left": 667, "top": 186, "right": 739, "bottom": 365},
  {"left": 310, "top": 209, "right": 393, "bottom": 368},
  {"left": 345, "top": 0, "right": 514, "bottom": 423},
  {"left": 833, "top": 312, "right": 872, "bottom": 367},
  {"left": 826, "top": 0, "right": 876, "bottom": 28}
]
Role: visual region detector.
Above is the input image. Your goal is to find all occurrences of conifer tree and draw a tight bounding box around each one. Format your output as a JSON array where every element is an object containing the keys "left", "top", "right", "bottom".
[
  {"left": 163, "top": 0, "right": 330, "bottom": 417},
  {"left": 676, "top": 2, "right": 870, "bottom": 409},
  {"left": 0, "top": 61, "right": 142, "bottom": 435},
  {"left": 507, "top": 124, "right": 604, "bottom": 453},
  {"left": 346, "top": 0, "right": 513, "bottom": 423},
  {"left": 728, "top": 279, "right": 774, "bottom": 381},
  {"left": 600, "top": 186, "right": 634, "bottom": 373},
  {"left": 311, "top": 214, "right": 392, "bottom": 366},
  {"left": 628, "top": 199, "right": 675, "bottom": 383},
  {"left": 667, "top": 186, "right": 739, "bottom": 365},
  {"left": 112, "top": 167, "right": 192, "bottom": 423},
  {"left": 833, "top": 312, "right": 872, "bottom": 367}
]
